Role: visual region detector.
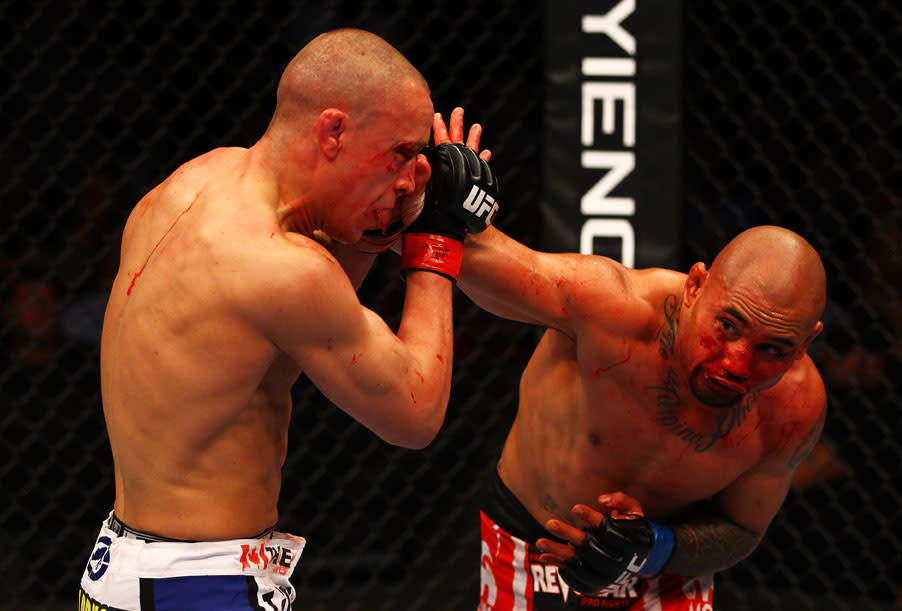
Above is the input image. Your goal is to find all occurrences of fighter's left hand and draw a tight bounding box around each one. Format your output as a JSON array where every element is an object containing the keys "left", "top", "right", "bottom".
[
  {"left": 536, "top": 492, "right": 646, "bottom": 567},
  {"left": 537, "top": 491, "right": 675, "bottom": 594}
]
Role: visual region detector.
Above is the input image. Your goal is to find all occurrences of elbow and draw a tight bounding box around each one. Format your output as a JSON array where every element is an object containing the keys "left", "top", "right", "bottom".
[
  {"left": 719, "top": 527, "right": 764, "bottom": 572},
  {"left": 398, "top": 409, "right": 444, "bottom": 449},
  {"left": 368, "top": 374, "right": 449, "bottom": 449},
  {"left": 379, "top": 424, "right": 439, "bottom": 450},
  {"left": 377, "top": 403, "right": 445, "bottom": 450},
  {"left": 397, "top": 431, "right": 438, "bottom": 450}
]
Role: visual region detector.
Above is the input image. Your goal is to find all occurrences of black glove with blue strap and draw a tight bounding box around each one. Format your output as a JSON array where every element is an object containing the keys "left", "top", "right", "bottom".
[{"left": 558, "top": 513, "right": 675, "bottom": 594}]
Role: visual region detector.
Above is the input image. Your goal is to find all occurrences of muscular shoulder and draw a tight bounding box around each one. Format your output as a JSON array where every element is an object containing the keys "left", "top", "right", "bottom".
[
  {"left": 229, "top": 230, "right": 359, "bottom": 344},
  {"left": 160, "top": 148, "right": 249, "bottom": 198},
  {"left": 230, "top": 229, "right": 347, "bottom": 307},
  {"left": 571, "top": 263, "right": 686, "bottom": 341},
  {"left": 632, "top": 267, "right": 687, "bottom": 325},
  {"left": 132, "top": 147, "right": 352, "bottom": 331},
  {"left": 123, "top": 149, "right": 249, "bottom": 239},
  {"left": 758, "top": 355, "right": 827, "bottom": 466}
]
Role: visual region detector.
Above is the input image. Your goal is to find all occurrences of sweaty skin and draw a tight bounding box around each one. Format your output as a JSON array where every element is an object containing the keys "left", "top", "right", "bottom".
[
  {"left": 443, "top": 107, "right": 827, "bottom": 577},
  {"left": 101, "top": 29, "right": 452, "bottom": 541}
]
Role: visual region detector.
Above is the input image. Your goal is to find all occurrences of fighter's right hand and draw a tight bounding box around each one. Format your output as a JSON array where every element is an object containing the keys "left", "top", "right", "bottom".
[{"left": 400, "top": 142, "right": 501, "bottom": 282}]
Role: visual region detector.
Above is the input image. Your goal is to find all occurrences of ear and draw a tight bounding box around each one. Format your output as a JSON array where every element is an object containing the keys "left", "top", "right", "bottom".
[
  {"left": 795, "top": 320, "right": 824, "bottom": 360},
  {"left": 683, "top": 262, "right": 708, "bottom": 308},
  {"left": 316, "top": 109, "right": 347, "bottom": 160}
]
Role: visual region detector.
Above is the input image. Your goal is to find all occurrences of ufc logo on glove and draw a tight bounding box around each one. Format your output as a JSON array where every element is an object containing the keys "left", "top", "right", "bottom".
[{"left": 462, "top": 185, "right": 499, "bottom": 228}]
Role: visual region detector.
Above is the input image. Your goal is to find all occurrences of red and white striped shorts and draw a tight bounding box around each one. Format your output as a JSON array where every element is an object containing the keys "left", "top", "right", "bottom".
[{"left": 478, "top": 510, "right": 715, "bottom": 610}]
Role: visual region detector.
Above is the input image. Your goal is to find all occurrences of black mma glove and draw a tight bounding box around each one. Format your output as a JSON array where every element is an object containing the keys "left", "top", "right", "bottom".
[
  {"left": 558, "top": 514, "right": 675, "bottom": 595},
  {"left": 400, "top": 142, "right": 501, "bottom": 282}
]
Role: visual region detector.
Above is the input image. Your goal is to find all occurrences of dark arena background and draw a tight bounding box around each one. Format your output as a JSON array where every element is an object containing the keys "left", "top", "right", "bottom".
[{"left": 1, "top": 1, "right": 899, "bottom": 610}]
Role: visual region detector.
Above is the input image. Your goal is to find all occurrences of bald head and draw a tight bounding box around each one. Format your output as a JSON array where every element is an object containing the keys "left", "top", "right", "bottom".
[
  {"left": 709, "top": 226, "right": 827, "bottom": 327},
  {"left": 268, "top": 28, "right": 430, "bottom": 133}
]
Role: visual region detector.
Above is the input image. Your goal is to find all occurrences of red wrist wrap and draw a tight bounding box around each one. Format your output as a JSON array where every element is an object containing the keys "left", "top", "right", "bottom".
[{"left": 400, "top": 233, "right": 464, "bottom": 282}]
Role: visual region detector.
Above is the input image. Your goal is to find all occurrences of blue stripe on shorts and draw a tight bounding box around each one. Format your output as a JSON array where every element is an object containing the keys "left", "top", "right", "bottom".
[{"left": 140, "top": 575, "right": 269, "bottom": 610}]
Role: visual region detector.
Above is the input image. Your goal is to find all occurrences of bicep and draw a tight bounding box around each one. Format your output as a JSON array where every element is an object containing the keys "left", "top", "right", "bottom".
[
  {"left": 298, "top": 304, "right": 418, "bottom": 424},
  {"left": 246, "top": 243, "right": 411, "bottom": 410},
  {"left": 459, "top": 228, "right": 630, "bottom": 336},
  {"left": 311, "top": 231, "right": 379, "bottom": 291},
  {"left": 715, "top": 467, "right": 793, "bottom": 537},
  {"left": 248, "top": 243, "right": 452, "bottom": 447},
  {"left": 265, "top": 264, "right": 411, "bottom": 413},
  {"left": 717, "top": 392, "right": 827, "bottom": 535}
]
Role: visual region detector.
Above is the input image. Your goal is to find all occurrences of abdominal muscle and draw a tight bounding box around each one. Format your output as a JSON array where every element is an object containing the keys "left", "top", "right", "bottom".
[{"left": 497, "top": 332, "right": 623, "bottom": 527}]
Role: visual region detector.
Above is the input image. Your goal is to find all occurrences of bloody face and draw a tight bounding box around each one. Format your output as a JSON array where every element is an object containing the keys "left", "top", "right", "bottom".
[
  {"left": 685, "top": 281, "right": 807, "bottom": 408},
  {"left": 329, "top": 85, "right": 433, "bottom": 243}
]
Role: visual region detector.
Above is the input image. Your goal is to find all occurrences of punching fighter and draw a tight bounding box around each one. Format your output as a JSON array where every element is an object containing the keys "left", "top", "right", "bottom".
[
  {"left": 78, "top": 30, "right": 499, "bottom": 610},
  {"left": 436, "top": 111, "right": 827, "bottom": 609}
]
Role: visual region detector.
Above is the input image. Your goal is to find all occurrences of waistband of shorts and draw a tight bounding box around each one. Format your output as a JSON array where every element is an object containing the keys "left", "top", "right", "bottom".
[
  {"left": 106, "top": 511, "right": 275, "bottom": 543},
  {"left": 94, "top": 515, "right": 306, "bottom": 579},
  {"left": 482, "top": 466, "right": 562, "bottom": 544}
]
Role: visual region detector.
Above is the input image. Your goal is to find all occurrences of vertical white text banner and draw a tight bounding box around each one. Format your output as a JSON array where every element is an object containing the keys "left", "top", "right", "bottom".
[{"left": 542, "top": 0, "right": 682, "bottom": 268}]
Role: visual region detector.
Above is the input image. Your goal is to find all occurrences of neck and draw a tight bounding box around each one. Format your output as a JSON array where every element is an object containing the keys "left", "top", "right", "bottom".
[
  {"left": 252, "top": 136, "right": 323, "bottom": 236},
  {"left": 276, "top": 197, "right": 323, "bottom": 235},
  {"left": 649, "top": 366, "right": 758, "bottom": 453}
]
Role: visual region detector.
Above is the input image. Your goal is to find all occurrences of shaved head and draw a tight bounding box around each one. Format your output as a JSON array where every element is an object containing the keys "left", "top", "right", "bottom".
[
  {"left": 709, "top": 226, "right": 827, "bottom": 330},
  {"left": 268, "top": 28, "right": 430, "bottom": 133},
  {"left": 679, "top": 226, "right": 827, "bottom": 406}
]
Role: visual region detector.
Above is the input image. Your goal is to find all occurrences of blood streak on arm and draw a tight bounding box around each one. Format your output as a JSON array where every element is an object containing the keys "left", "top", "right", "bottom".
[{"left": 127, "top": 194, "right": 201, "bottom": 295}]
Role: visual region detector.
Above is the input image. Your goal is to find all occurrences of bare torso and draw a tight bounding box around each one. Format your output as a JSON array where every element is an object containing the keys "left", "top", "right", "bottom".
[
  {"left": 498, "top": 271, "right": 818, "bottom": 527},
  {"left": 101, "top": 148, "right": 304, "bottom": 540}
]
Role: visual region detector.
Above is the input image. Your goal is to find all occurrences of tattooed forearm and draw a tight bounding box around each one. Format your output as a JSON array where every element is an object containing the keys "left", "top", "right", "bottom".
[{"left": 665, "top": 516, "right": 763, "bottom": 575}]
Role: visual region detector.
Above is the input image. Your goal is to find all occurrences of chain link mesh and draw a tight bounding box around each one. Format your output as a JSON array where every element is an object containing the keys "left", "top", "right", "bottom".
[
  {"left": 1, "top": 1, "right": 898, "bottom": 609},
  {"left": 684, "top": 2, "right": 901, "bottom": 609}
]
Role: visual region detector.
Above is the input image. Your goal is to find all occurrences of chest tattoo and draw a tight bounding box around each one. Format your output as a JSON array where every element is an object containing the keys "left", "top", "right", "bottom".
[{"left": 648, "top": 369, "right": 757, "bottom": 451}]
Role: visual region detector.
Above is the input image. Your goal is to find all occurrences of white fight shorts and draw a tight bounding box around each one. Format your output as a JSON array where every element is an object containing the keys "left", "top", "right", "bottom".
[{"left": 78, "top": 512, "right": 306, "bottom": 610}]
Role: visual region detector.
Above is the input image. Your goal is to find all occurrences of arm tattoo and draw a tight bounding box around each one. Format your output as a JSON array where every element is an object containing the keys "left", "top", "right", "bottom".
[
  {"left": 666, "top": 514, "right": 763, "bottom": 575},
  {"left": 788, "top": 408, "right": 827, "bottom": 470}
]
